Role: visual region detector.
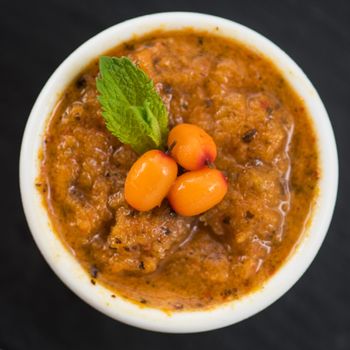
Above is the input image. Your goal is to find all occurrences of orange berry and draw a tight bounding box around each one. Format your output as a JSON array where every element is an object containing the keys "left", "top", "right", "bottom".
[
  {"left": 167, "top": 123, "right": 217, "bottom": 170},
  {"left": 125, "top": 150, "right": 178, "bottom": 211},
  {"left": 168, "top": 167, "right": 227, "bottom": 216}
]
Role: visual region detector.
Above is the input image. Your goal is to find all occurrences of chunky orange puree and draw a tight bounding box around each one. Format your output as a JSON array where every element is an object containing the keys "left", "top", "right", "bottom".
[{"left": 39, "top": 30, "right": 319, "bottom": 310}]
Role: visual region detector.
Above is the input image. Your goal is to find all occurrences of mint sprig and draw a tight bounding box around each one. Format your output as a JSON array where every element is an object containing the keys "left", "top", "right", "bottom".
[{"left": 96, "top": 56, "right": 168, "bottom": 154}]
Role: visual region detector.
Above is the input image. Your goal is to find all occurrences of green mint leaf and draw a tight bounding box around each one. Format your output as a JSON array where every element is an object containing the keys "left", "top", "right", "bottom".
[{"left": 96, "top": 56, "right": 168, "bottom": 154}]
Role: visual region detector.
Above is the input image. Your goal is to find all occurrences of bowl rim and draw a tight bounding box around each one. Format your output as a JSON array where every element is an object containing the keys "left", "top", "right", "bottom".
[{"left": 20, "top": 12, "right": 338, "bottom": 333}]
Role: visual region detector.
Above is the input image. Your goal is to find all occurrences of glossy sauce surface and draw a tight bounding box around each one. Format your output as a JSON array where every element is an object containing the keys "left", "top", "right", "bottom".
[{"left": 39, "top": 30, "right": 319, "bottom": 310}]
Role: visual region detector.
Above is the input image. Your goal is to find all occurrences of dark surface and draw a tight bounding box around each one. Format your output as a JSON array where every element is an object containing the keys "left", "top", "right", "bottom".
[{"left": 1, "top": 0, "right": 349, "bottom": 349}]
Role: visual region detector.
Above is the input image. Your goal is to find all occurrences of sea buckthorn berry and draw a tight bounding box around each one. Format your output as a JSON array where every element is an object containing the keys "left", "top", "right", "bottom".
[
  {"left": 168, "top": 167, "right": 228, "bottom": 216},
  {"left": 167, "top": 123, "right": 217, "bottom": 170},
  {"left": 125, "top": 150, "right": 178, "bottom": 211}
]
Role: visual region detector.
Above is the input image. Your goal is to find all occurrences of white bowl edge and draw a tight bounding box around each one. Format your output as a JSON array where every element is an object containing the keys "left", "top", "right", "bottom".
[{"left": 19, "top": 12, "right": 338, "bottom": 333}]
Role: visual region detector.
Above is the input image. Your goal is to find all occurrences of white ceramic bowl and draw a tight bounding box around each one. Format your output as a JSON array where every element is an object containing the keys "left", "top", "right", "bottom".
[{"left": 20, "top": 12, "right": 338, "bottom": 333}]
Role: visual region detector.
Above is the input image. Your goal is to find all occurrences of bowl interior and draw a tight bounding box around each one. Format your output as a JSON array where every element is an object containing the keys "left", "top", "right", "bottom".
[{"left": 20, "top": 12, "right": 338, "bottom": 333}]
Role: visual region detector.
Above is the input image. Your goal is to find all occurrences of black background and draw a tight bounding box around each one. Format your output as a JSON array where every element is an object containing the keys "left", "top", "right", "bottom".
[{"left": 1, "top": 0, "right": 349, "bottom": 349}]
